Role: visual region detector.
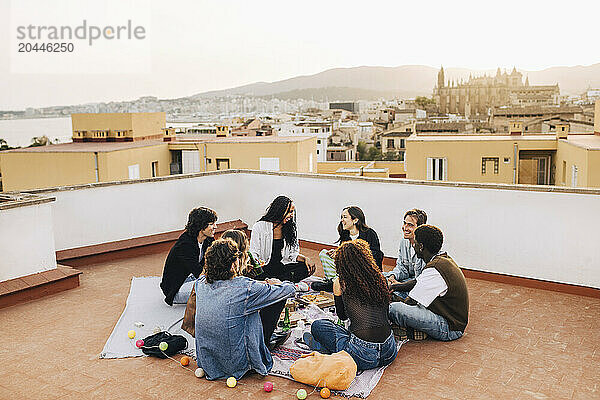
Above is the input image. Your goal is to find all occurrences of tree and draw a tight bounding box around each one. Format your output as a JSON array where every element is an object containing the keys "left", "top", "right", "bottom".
[
  {"left": 0, "top": 138, "right": 8, "bottom": 151},
  {"left": 415, "top": 96, "right": 435, "bottom": 109},
  {"left": 357, "top": 141, "right": 368, "bottom": 161},
  {"left": 366, "top": 146, "right": 383, "bottom": 161},
  {"left": 383, "top": 151, "right": 398, "bottom": 161}
]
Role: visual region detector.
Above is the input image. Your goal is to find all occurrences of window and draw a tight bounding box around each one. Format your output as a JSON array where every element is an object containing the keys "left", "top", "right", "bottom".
[
  {"left": 216, "top": 158, "right": 230, "bottom": 170},
  {"left": 317, "top": 139, "right": 321, "bottom": 144},
  {"left": 316, "top": 150, "right": 319, "bottom": 154},
  {"left": 481, "top": 157, "right": 499, "bottom": 174},
  {"left": 426, "top": 158, "right": 447, "bottom": 181},
  {"left": 562, "top": 161, "right": 567, "bottom": 184},
  {"left": 387, "top": 139, "right": 395, "bottom": 149},
  {"left": 259, "top": 157, "right": 280, "bottom": 172},
  {"left": 151, "top": 161, "right": 158, "bottom": 177},
  {"left": 571, "top": 165, "right": 578, "bottom": 187},
  {"left": 128, "top": 164, "right": 140, "bottom": 179},
  {"left": 400, "top": 139, "right": 406, "bottom": 148}
]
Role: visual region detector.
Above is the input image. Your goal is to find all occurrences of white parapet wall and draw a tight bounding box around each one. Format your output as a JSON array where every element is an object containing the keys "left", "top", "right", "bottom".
[
  {"left": 0, "top": 195, "right": 57, "bottom": 281},
  {"left": 28, "top": 170, "right": 600, "bottom": 289}
]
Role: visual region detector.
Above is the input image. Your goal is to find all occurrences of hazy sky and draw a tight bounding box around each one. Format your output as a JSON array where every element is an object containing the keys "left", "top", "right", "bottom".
[{"left": 1, "top": 0, "right": 599, "bottom": 110}]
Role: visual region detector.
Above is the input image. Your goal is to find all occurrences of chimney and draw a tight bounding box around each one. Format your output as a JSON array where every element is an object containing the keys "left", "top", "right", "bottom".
[
  {"left": 555, "top": 123, "right": 569, "bottom": 140},
  {"left": 216, "top": 125, "right": 230, "bottom": 137},
  {"left": 509, "top": 121, "right": 524, "bottom": 136}
]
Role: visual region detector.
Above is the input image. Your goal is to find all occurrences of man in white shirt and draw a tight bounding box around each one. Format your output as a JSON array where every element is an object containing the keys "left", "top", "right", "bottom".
[{"left": 388, "top": 225, "right": 469, "bottom": 341}]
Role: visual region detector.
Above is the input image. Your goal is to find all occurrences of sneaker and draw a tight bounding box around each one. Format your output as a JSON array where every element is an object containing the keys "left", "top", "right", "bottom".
[
  {"left": 310, "top": 279, "right": 334, "bottom": 292},
  {"left": 391, "top": 325, "right": 428, "bottom": 341},
  {"left": 406, "top": 327, "right": 428, "bottom": 341},
  {"left": 392, "top": 325, "right": 408, "bottom": 341},
  {"left": 268, "top": 330, "right": 291, "bottom": 351},
  {"left": 302, "top": 332, "right": 323, "bottom": 352}
]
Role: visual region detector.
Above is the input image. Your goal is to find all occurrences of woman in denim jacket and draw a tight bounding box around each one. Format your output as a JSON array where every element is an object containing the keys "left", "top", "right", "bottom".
[
  {"left": 303, "top": 239, "right": 397, "bottom": 370},
  {"left": 194, "top": 238, "right": 295, "bottom": 380}
]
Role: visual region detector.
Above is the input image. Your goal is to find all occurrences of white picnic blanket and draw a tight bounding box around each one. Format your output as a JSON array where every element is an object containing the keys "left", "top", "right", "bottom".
[
  {"left": 99, "top": 276, "right": 194, "bottom": 359},
  {"left": 101, "top": 276, "right": 404, "bottom": 398}
]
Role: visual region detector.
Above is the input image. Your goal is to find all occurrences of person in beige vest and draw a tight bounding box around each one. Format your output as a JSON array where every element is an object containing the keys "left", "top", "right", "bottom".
[{"left": 388, "top": 225, "right": 469, "bottom": 341}]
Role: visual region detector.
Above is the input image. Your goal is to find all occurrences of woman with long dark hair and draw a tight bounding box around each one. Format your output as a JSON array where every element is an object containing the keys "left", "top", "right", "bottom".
[
  {"left": 336, "top": 206, "right": 383, "bottom": 269},
  {"left": 303, "top": 239, "right": 396, "bottom": 370},
  {"left": 313, "top": 205, "right": 384, "bottom": 292},
  {"left": 250, "top": 195, "right": 316, "bottom": 282}
]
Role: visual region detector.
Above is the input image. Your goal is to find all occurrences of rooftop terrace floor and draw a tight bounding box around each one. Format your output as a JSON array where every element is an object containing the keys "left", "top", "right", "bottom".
[{"left": 1, "top": 243, "right": 599, "bottom": 400}]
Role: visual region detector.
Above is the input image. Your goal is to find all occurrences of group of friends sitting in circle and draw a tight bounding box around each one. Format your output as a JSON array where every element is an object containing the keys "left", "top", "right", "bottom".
[{"left": 160, "top": 195, "right": 469, "bottom": 381}]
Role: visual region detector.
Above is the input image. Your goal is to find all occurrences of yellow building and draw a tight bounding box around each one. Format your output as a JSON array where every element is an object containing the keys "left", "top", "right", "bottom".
[
  {"left": 0, "top": 134, "right": 317, "bottom": 192},
  {"left": 0, "top": 111, "right": 318, "bottom": 192},
  {"left": 168, "top": 136, "right": 317, "bottom": 174},
  {"left": 0, "top": 141, "right": 171, "bottom": 191},
  {"left": 405, "top": 101, "right": 600, "bottom": 188},
  {"left": 71, "top": 112, "right": 165, "bottom": 142}
]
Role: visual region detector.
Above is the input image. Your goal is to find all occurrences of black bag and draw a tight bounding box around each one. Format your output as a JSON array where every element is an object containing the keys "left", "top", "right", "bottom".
[{"left": 140, "top": 331, "right": 188, "bottom": 358}]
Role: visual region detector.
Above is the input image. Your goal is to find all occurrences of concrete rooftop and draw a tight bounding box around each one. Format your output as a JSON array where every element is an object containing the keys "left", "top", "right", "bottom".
[{"left": 1, "top": 242, "right": 599, "bottom": 400}]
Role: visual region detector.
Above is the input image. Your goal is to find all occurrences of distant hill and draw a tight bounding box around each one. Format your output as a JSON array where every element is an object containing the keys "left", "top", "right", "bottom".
[
  {"left": 189, "top": 63, "right": 600, "bottom": 100},
  {"left": 257, "top": 86, "right": 421, "bottom": 101}
]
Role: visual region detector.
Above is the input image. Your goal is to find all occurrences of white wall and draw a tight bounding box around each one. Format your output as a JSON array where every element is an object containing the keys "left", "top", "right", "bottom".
[
  {"left": 48, "top": 173, "right": 244, "bottom": 251},
  {"left": 0, "top": 202, "right": 57, "bottom": 281},
  {"left": 30, "top": 171, "right": 600, "bottom": 289},
  {"left": 235, "top": 173, "right": 600, "bottom": 289}
]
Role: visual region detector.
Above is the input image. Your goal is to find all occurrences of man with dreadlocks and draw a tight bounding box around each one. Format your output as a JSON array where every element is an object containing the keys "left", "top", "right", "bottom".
[
  {"left": 388, "top": 225, "right": 469, "bottom": 341},
  {"left": 302, "top": 239, "right": 397, "bottom": 370}
]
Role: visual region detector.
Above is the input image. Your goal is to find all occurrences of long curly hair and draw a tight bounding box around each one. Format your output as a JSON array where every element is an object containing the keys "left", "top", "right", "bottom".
[
  {"left": 221, "top": 229, "right": 249, "bottom": 273},
  {"left": 334, "top": 239, "right": 389, "bottom": 306},
  {"left": 204, "top": 239, "right": 241, "bottom": 284},
  {"left": 259, "top": 195, "right": 297, "bottom": 249}
]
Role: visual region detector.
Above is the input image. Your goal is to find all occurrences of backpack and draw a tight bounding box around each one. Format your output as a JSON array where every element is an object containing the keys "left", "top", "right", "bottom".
[{"left": 140, "top": 331, "right": 188, "bottom": 358}]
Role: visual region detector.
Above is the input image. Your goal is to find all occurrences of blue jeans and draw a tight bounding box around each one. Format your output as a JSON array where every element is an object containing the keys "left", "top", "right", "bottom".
[
  {"left": 310, "top": 319, "right": 397, "bottom": 370},
  {"left": 173, "top": 275, "right": 195, "bottom": 304},
  {"left": 388, "top": 301, "right": 463, "bottom": 341}
]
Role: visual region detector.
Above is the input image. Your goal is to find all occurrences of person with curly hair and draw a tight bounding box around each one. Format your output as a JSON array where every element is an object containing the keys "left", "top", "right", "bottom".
[
  {"left": 388, "top": 225, "right": 469, "bottom": 341},
  {"left": 222, "top": 229, "right": 290, "bottom": 348},
  {"left": 250, "top": 195, "right": 316, "bottom": 282},
  {"left": 303, "top": 239, "right": 397, "bottom": 370},
  {"left": 160, "top": 207, "right": 217, "bottom": 305},
  {"left": 194, "top": 238, "right": 295, "bottom": 380}
]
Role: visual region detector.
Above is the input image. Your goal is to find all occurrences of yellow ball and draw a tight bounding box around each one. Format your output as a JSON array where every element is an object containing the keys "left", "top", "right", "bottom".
[
  {"left": 226, "top": 377, "right": 237, "bottom": 388},
  {"left": 127, "top": 330, "right": 136, "bottom": 339},
  {"left": 159, "top": 341, "right": 168, "bottom": 351},
  {"left": 297, "top": 389, "right": 307, "bottom": 399}
]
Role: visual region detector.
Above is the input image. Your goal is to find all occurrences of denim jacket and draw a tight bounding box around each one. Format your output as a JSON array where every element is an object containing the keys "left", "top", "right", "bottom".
[
  {"left": 384, "top": 238, "right": 425, "bottom": 281},
  {"left": 194, "top": 276, "right": 295, "bottom": 380}
]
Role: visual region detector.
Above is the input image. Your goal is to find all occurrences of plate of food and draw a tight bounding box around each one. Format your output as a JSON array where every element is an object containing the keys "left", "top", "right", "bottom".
[{"left": 297, "top": 291, "right": 335, "bottom": 308}]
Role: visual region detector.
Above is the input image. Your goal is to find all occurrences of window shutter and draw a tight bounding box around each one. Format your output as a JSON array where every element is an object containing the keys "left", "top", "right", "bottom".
[
  {"left": 426, "top": 158, "right": 433, "bottom": 180},
  {"left": 443, "top": 158, "right": 448, "bottom": 181}
]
